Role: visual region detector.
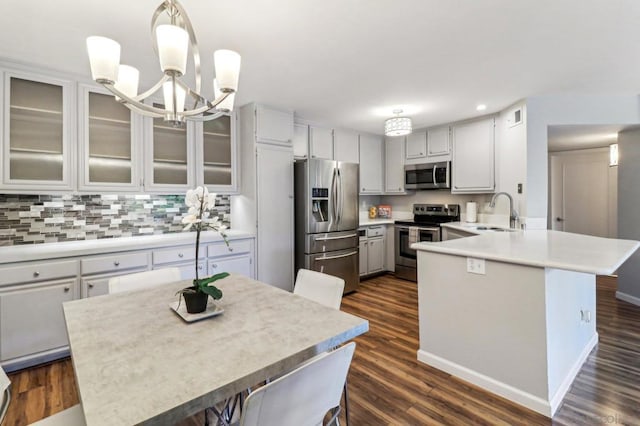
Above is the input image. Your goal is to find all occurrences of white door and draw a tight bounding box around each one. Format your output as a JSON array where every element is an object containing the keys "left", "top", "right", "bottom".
[
  {"left": 359, "top": 133, "right": 383, "bottom": 194},
  {"left": 451, "top": 118, "right": 495, "bottom": 193},
  {"left": 367, "top": 237, "right": 385, "bottom": 273},
  {"left": 334, "top": 129, "right": 360, "bottom": 163},
  {"left": 359, "top": 240, "right": 368, "bottom": 276},
  {"left": 257, "top": 144, "right": 294, "bottom": 291},
  {"left": 406, "top": 131, "right": 426, "bottom": 159},
  {"left": 549, "top": 149, "right": 616, "bottom": 237},
  {"left": 427, "top": 126, "right": 451, "bottom": 159},
  {"left": 209, "top": 255, "right": 252, "bottom": 278}
]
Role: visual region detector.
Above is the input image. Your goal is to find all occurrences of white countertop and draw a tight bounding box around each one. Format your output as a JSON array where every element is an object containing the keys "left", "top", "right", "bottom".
[
  {"left": 412, "top": 229, "right": 640, "bottom": 275},
  {"left": 0, "top": 230, "right": 255, "bottom": 264},
  {"left": 442, "top": 221, "right": 516, "bottom": 234},
  {"left": 359, "top": 218, "right": 395, "bottom": 226}
]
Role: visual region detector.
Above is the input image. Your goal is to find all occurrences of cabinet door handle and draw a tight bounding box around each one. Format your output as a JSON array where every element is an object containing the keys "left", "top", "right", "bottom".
[
  {"left": 114, "top": 261, "right": 120, "bottom": 266},
  {"left": 33, "top": 271, "right": 40, "bottom": 277},
  {"left": 64, "top": 287, "right": 70, "bottom": 292},
  {"left": 211, "top": 263, "right": 218, "bottom": 268},
  {"left": 178, "top": 253, "right": 184, "bottom": 258},
  {"left": 88, "top": 283, "right": 94, "bottom": 289},
  {"left": 198, "top": 264, "right": 203, "bottom": 270}
]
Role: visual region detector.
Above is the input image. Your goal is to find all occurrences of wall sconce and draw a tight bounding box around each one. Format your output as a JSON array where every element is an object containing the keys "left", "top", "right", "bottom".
[{"left": 609, "top": 143, "right": 618, "bottom": 167}]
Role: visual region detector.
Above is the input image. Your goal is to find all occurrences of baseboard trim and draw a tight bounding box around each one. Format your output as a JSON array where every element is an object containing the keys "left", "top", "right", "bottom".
[
  {"left": 548, "top": 332, "right": 598, "bottom": 415},
  {"left": 616, "top": 291, "right": 640, "bottom": 307},
  {"left": 417, "top": 349, "right": 553, "bottom": 417}
]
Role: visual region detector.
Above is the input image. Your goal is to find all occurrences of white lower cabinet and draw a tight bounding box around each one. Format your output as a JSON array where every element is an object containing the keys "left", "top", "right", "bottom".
[
  {"left": 209, "top": 255, "right": 253, "bottom": 278},
  {"left": 367, "top": 237, "right": 385, "bottom": 273},
  {"left": 0, "top": 234, "right": 255, "bottom": 371},
  {"left": 359, "top": 240, "right": 368, "bottom": 276},
  {"left": 0, "top": 278, "right": 78, "bottom": 362},
  {"left": 359, "top": 225, "right": 387, "bottom": 276}
]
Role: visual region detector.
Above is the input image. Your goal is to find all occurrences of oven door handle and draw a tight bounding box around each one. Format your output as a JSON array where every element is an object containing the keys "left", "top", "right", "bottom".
[
  {"left": 315, "top": 251, "right": 358, "bottom": 261},
  {"left": 396, "top": 226, "right": 440, "bottom": 232}
]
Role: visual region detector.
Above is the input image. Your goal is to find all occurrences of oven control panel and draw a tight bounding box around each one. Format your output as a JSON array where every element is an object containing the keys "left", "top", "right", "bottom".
[{"left": 413, "top": 203, "right": 460, "bottom": 217}]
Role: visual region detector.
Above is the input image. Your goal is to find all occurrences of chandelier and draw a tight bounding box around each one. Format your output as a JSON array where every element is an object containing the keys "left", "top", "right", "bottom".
[
  {"left": 384, "top": 109, "right": 412, "bottom": 137},
  {"left": 86, "top": 0, "right": 240, "bottom": 127}
]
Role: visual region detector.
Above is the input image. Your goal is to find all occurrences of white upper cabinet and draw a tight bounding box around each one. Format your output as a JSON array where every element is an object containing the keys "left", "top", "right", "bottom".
[
  {"left": 309, "top": 126, "right": 334, "bottom": 159},
  {"left": 405, "top": 130, "right": 427, "bottom": 160},
  {"left": 143, "top": 102, "right": 195, "bottom": 192},
  {"left": 1, "top": 70, "right": 74, "bottom": 191},
  {"left": 385, "top": 136, "right": 406, "bottom": 194},
  {"left": 255, "top": 105, "right": 294, "bottom": 145},
  {"left": 427, "top": 126, "right": 451, "bottom": 160},
  {"left": 293, "top": 123, "right": 309, "bottom": 158},
  {"left": 78, "top": 84, "right": 142, "bottom": 191},
  {"left": 451, "top": 117, "right": 495, "bottom": 193},
  {"left": 359, "top": 133, "right": 383, "bottom": 194},
  {"left": 333, "top": 129, "right": 359, "bottom": 163},
  {"left": 195, "top": 112, "right": 238, "bottom": 193}
]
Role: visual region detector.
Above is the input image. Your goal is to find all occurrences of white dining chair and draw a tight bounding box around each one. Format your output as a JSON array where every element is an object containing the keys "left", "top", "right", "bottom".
[
  {"left": 240, "top": 342, "right": 356, "bottom": 426},
  {"left": 0, "top": 365, "right": 85, "bottom": 426},
  {"left": 108, "top": 267, "right": 181, "bottom": 294},
  {"left": 293, "top": 269, "right": 345, "bottom": 310}
]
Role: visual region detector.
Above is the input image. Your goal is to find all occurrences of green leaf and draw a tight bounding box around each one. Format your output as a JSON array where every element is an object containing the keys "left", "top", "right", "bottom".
[
  {"left": 200, "top": 285, "right": 223, "bottom": 300},
  {"left": 199, "top": 272, "right": 230, "bottom": 286}
]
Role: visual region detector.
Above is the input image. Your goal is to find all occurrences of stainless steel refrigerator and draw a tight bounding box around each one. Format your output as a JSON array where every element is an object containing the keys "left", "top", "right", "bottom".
[{"left": 294, "top": 159, "right": 360, "bottom": 293}]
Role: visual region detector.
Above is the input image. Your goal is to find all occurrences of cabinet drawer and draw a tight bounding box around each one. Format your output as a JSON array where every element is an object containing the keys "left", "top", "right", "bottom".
[
  {"left": 209, "top": 239, "right": 251, "bottom": 257},
  {"left": 81, "top": 252, "right": 149, "bottom": 275},
  {"left": 0, "top": 260, "right": 77, "bottom": 286},
  {"left": 153, "top": 246, "right": 201, "bottom": 265},
  {"left": 367, "top": 226, "right": 386, "bottom": 238}
]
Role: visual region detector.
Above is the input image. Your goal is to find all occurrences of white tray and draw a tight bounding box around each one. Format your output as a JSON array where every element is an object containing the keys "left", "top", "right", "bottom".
[{"left": 170, "top": 300, "right": 224, "bottom": 323}]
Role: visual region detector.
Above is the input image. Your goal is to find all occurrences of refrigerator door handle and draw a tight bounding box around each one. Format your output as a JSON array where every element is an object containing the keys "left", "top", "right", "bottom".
[
  {"left": 315, "top": 251, "right": 358, "bottom": 261},
  {"left": 314, "top": 233, "right": 358, "bottom": 241},
  {"left": 337, "top": 167, "right": 343, "bottom": 224},
  {"left": 331, "top": 167, "right": 338, "bottom": 224}
]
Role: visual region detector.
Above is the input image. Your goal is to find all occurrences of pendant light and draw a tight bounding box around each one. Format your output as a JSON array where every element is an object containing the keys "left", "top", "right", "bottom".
[{"left": 384, "top": 109, "right": 412, "bottom": 137}]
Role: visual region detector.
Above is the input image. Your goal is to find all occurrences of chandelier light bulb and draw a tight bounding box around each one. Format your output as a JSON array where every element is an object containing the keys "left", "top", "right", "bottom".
[
  {"left": 86, "top": 36, "right": 121, "bottom": 84},
  {"left": 114, "top": 65, "right": 140, "bottom": 102},
  {"left": 156, "top": 24, "right": 189, "bottom": 76},
  {"left": 214, "top": 49, "right": 241, "bottom": 92}
]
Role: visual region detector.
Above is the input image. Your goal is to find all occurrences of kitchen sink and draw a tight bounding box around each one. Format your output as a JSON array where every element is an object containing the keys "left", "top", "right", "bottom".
[{"left": 474, "top": 226, "right": 517, "bottom": 232}]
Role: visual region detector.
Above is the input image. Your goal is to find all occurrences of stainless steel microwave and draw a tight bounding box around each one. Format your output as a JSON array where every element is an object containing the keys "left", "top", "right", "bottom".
[{"left": 404, "top": 161, "right": 450, "bottom": 190}]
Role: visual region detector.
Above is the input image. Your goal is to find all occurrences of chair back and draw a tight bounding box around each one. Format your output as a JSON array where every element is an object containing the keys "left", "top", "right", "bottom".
[
  {"left": 108, "top": 268, "right": 181, "bottom": 294},
  {"left": 1, "top": 365, "right": 11, "bottom": 424},
  {"left": 293, "top": 269, "right": 345, "bottom": 310},
  {"left": 240, "top": 342, "right": 356, "bottom": 426}
]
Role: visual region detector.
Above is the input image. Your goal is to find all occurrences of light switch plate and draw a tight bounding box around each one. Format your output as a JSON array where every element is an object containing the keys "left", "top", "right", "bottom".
[{"left": 467, "top": 257, "right": 486, "bottom": 275}]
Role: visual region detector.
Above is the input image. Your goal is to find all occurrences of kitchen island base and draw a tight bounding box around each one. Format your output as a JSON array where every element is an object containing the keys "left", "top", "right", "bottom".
[{"left": 417, "top": 252, "right": 598, "bottom": 417}]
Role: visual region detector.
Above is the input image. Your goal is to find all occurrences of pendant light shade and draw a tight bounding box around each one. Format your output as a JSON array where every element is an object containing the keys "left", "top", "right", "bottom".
[
  {"left": 214, "top": 79, "right": 235, "bottom": 112},
  {"left": 156, "top": 25, "right": 189, "bottom": 76},
  {"left": 214, "top": 49, "right": 241, "bottom": 92},
  {"left": 86, "top": 36, "right": 121, "bottom": 84},
  {"left": 385, "top": 110, "right": 412, "bottom": 137},
  {"left": 114, "top": 65, "right": 140, "bottom": 101}
]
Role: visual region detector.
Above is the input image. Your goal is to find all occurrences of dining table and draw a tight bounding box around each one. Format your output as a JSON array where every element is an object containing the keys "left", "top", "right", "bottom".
[{"left": 62, "top": 274, "right": 369, "bottom": 425}]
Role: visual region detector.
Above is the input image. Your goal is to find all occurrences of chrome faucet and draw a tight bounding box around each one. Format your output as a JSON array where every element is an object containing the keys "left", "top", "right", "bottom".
[{"left": 489, "top": 192, "right": 519, "bottom": 229}]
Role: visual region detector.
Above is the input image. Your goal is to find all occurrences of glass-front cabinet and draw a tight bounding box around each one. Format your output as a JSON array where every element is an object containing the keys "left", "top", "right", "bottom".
[
  {"left": 2, "top": 71, "right": 74, "bottom": 190},
  {"left": 78, "top": 85, "right": 142, "bottom": 191},
  {"left": 195, "top": 112, "right": 238, "bottom": 193},
  {"left": 143, "top": 103, "right": 195, "bottom": 192}
]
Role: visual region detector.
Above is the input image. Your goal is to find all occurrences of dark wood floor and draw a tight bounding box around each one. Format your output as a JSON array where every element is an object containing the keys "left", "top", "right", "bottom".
[{"left": 3, "top": 274, "right": 639, "bottom": 425}]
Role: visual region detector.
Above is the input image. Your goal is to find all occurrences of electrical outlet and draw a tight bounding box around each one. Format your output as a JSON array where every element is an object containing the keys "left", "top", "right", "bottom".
[
  {"left": 466, "top": 257, "right": 486, "bottom": 275},
  {"left": 517, "top": 183, "right": 523, "bottom": 194}
]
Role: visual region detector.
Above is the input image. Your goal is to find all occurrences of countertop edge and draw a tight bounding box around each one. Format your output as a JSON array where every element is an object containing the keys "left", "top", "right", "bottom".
[{"left": 0, "top": 230, "right": 256, "bottom": 265}]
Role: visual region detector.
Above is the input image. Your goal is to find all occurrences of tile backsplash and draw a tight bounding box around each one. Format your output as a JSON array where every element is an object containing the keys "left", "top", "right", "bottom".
[{"left": 0, "top": 194, "right": 231, "bottom": 246}]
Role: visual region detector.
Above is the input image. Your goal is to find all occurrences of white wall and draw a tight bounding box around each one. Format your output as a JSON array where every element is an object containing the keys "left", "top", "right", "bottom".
[
  {"left": 525, "top": 95, "right": 640, "bottom": 227},
  {"left": 616, "top": 128, "right": 640, "bottom": 305}
]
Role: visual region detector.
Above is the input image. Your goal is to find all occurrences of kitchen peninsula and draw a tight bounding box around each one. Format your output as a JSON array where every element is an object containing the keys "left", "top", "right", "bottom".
[{"left": 412, "top": 230, "right": 639, "bottom": 417}]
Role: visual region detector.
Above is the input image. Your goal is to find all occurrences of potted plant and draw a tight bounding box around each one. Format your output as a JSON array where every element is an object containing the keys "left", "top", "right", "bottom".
[{"left": 178, "top": 186, "right": 231, "bottom": 313}]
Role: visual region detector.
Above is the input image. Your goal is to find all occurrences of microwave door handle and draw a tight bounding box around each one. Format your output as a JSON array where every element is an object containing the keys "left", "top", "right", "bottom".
[{"left": 432, "top": 164, "right": 439, "bottom": 188}]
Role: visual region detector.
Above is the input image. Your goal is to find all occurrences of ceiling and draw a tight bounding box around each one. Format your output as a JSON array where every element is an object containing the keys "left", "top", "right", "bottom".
[
  {"left": 547, "top": 125, "right": 626, "bottom": 152},
  {"left": 2, "top": 0, "right": 640, "bottom": 135}
]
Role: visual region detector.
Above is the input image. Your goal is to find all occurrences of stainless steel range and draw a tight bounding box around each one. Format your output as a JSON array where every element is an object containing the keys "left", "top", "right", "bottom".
[{"left": 395, "top": 203, "right": 460, "bottom": 282}]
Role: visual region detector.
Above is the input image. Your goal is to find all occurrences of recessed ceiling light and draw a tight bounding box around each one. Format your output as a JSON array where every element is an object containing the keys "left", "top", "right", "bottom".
[{"left": 476, "top": 104, "right": 487, "bottom": 111}]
